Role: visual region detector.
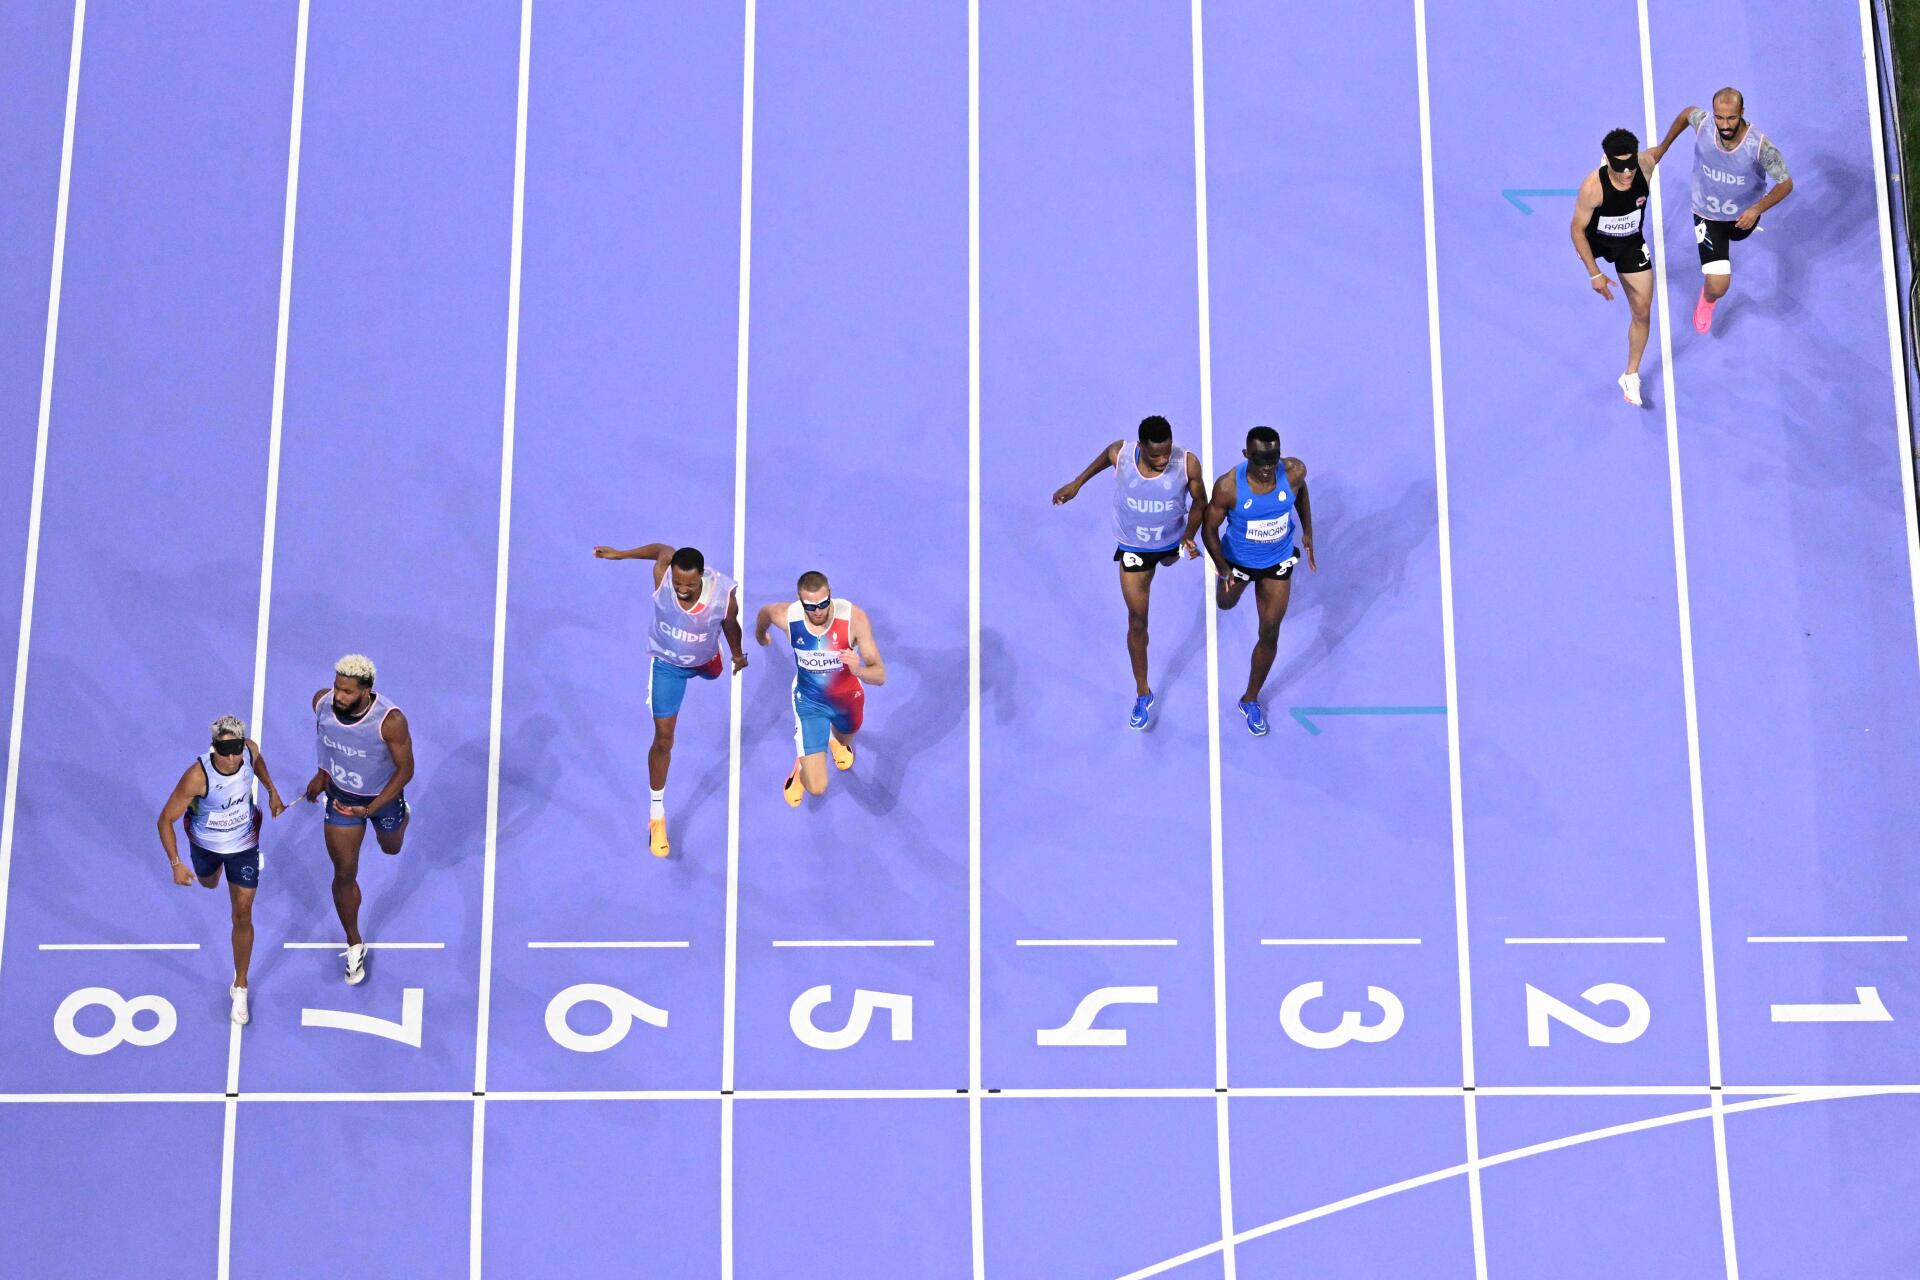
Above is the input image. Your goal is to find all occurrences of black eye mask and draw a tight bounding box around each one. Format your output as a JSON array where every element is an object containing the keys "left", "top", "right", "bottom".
[{"left": 212, "top": 739, "right": 245, "bottom": 757}]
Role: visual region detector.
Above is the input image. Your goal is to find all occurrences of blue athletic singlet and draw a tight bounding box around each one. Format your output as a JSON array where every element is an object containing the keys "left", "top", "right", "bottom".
[
  {"left": 1220, "top": 461, "right": 1297, "bottom": 570},
  {"left": 647, "top": 568, "right": 737, "bottom": 667},
  {"left": 1111, "top": 443, "right": 1191, "bottom": 552},
  {"left": 316, "top": 692, "right": 399, "bottom": 798},
  {"left": 188, "top": 748, "right": 257, "bottom": 854}
]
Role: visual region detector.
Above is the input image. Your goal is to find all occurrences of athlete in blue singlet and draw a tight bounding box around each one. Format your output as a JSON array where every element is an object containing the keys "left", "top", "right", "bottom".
[
  {"left": 1053, "top": 414, "right": 1207, "bottom": 728},
  {"left": 1203, "top": 426, "right": 1316, "bottom": 737},
  {"left": 595, "top": 541, "right": 746, "bottom": 858},
  {"left": 156, "top": 715, "right": 288, "bottom": 1024},
  {"left": 754, "top": 570, "right": 886, "bottom": 807},
  {"left": 302, "top": 653, "right": 414, "bottom": 985}
]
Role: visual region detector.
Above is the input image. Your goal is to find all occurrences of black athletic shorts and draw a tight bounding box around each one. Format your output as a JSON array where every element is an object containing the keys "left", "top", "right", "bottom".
[
  {"left": 1693, "top": 215, "right": 1753, "bottom": 266},
  {"left": 1223, "top": 551, "right": 1299, "bottom": 584},
  {"left": 1115, "top": 545, "right": 1181, "bottom": 572},
  {"left": 1587, "top": 232, "right": 1651, "bottom": 273}
]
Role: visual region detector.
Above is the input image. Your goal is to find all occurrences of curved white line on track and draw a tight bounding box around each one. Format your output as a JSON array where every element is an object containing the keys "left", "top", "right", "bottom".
[{"left": 1111, "top": 1087, "right": 1895, "bottom": 1279}]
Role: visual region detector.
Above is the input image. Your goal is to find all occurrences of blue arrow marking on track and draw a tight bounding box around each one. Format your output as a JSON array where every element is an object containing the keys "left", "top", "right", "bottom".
[
  {"left": 1502, "top": 187, "right": 1578, "bottom": 214},
  {"left": 1288, "top": 706, "right": 1448, "bottom": 736}
]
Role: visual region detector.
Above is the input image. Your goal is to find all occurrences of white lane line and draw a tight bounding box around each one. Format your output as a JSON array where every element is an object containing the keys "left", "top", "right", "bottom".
[
  {"left": 38, "top": 943, "right": 200, "bottom": 951},
  {"left": 1410, "top": 2, "right": 1486, "bottom": 1273},
  {"left": 770, "top": 939, "right": 935, "bottom": 949},
  {"left": 470, "top": 6, "right": 533, "bottom": 1277},
  {"left": 1187, "top": 5, "right": 1234, "bottom": 1272},
  {"left": 1747, "top": 935, "right": 1908, "bottom": 944},
  {"left": 282, "top": 941, "right": 444, "bottom": 950},
  {"left": 1857, "top": 0, "right": 1920, "bottom": 677},
  {"left": 720, "top": 5, "right": 757, "bottom": 1278},
  {"left": 1636, "top": 4, "right": 1736, "bottom": 1274},
  {"left": 0, "top": 0, "right": 87, "bottom": 994},
  {"left": 1504, "top": 936, "right": 1667, "bottom": 945},
  {"left": 1016, "top": 938, "right": 1178, "bottom": 948},
  {"left": 967, "top": 2, "right": 983, "bottom": 1274},
  {"left": 966, "top": 2, "right": 984, "bottom": 1275},
  {"left": 220, "top": 7, "right": 310, "bottom": 1277},
  {"left": 1260, "top": 937, "right": 1422, "bottom": 946},
  {"left": 527, "top": 940, "right": 691, "bottom": 950}
]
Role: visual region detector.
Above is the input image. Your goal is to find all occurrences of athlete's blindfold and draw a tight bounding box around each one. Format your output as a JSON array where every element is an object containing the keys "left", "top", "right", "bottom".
[
  {"left": 801, "top": 596, "right": 833, "bottom": 615},
  {"left": 1606, "top": 154, "right": 1636, "bottom": 172},
  {"left": 1245, "top": 451, "right": 1281, "bottom": 469},
  {"left": 211, "top": 738, "right": 245, "bottom": 757}
]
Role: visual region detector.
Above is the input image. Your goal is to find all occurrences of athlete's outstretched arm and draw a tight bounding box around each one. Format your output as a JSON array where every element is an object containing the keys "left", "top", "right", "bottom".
[
  {"left": 335, "top": 711, "right": 413, "bottom": 819},
  {"left": 1051, "top": 440, "right": 1122, "bottom": 505},
  {"left": 722, "top": 591, "right": 749, "bottom": 672},
  {"left": 1288, "top": 457, "right": 1316, "bottom": 573},
  {"left": 845, "top": 606, "right": 887, "bottom": 686},
  {"left": 593, "top": 542, "right": 675, "bottom": 588},
  {"left": 1180, "top": 452, "right": 1207, "bottom": 556},
  {"left": 753, "top": 602, "right": 786, "bottom": 646},
  {"left": 247, "top": 739, "right": 288, "bottom": 817},
  {"left": 1201, "top": 471, "right": 1235, "bottom": 574},
  {"left": 1645, "top": 107, "right": 1695, "bottom": 165},
  {"left": 1569, "top": 174, "right": 1614, "bottom": 298},
  {"left": 156, "top": 762, "right": 205, "bottom": 886}
]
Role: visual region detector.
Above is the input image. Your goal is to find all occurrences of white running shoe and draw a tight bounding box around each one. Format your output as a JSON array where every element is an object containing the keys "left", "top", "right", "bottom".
[
  {"left": 1618, "top": 371, "right": 1642, "bottom": 406},
  {"left": 230, "top": 985, "right": 250, "bottom": 1026},
  {"left": 343, "top": 942, "right": 368, "bottom": 986}
]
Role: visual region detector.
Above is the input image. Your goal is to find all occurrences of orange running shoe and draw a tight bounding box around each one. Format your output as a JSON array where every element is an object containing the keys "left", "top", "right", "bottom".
[
  {"left": 829, "top": 735, "right": 854, "bottom": 772},
  {"left": 648, "top": 818, "right": 670, "bottom": 859},
  {"left": 783, "top": 761, "right": 804, "bottom": 808}
]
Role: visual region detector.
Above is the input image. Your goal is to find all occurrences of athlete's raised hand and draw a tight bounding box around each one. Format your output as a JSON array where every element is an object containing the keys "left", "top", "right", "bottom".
[
  {"left": 1051, "top": 481, "right": 1081, "bottom": 505},
  {"left": 592, "top": 546, "right": 623, "bottom": 559},
  {"left": 1590, "top": 272, "right": 1615, "bottom": 300}
]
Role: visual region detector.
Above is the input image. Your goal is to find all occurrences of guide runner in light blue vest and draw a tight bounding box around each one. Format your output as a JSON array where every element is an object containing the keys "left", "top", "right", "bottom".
[
  {"left": 594, "top": 540, "right": 746, "bottom": 860},
  {"left": 1052, "top": 415, "right": 1206, "bottom": 729},
  {"left": 302, "top": 653, "right": 415, "bottom": 987},
  {"left": 1656, "top": 87, "right": 1792, "bottom": 333},
  {"left": 1203, "top": 425, "right": 1316, "bottom": 737},
  {"left": 156, "top": 715, "right": 289, "bottom": 1025}
]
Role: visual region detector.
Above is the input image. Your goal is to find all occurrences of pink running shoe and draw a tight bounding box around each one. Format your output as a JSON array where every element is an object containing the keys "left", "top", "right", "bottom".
[{"left": 1693, "top": 287, "right": 1716, "bottom": 334}]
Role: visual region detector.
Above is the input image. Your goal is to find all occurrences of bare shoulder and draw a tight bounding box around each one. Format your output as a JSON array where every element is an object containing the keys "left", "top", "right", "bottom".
[
  {"left": 1285, "top": 456, "right": 1307, "bottom": 485},
  {"left": 381, "top": 706, "right": 410, "bottom": 740},
  {"left": 1211, "top": 469, "right": 1237, "bottom": 501},
  {"left": 311, "top": 688, "right": 328, "bottom": 711}
]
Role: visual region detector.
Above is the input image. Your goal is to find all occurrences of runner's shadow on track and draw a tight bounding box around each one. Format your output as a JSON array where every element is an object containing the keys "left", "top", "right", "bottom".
[
  {"left": 1146, "top": 584, "right": 1207, "bottom": 724},
  {"left": 836, "top": 642, "right": 969, "bottom": 817},
  {"left": 1266, "top": 476, "right": 1435, "bottom": 693}
]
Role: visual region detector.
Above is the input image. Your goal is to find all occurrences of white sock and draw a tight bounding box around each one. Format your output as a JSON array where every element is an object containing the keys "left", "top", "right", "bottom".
[{"left": 649, "top": 788, "right": 665, "bottom": 820}]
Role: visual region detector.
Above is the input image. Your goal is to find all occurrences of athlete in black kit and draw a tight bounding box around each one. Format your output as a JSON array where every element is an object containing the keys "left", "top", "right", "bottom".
[{"left": 1569, "top": 123, "right": 1688, "bottom": 407}]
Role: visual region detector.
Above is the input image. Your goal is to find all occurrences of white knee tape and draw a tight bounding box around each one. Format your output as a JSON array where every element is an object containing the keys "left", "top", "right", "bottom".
[{"left": 1702, "top": 260, "right": 1731, "bottom": 277}]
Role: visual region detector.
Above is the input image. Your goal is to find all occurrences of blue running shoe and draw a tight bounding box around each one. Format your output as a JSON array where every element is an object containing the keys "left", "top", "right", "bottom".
[
  {"left": 1129, "top": 691, "right": 1155, "bottom": 730},
  {"left": 1239, "top": 700, "right": 1270, "bottom": 736}
]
